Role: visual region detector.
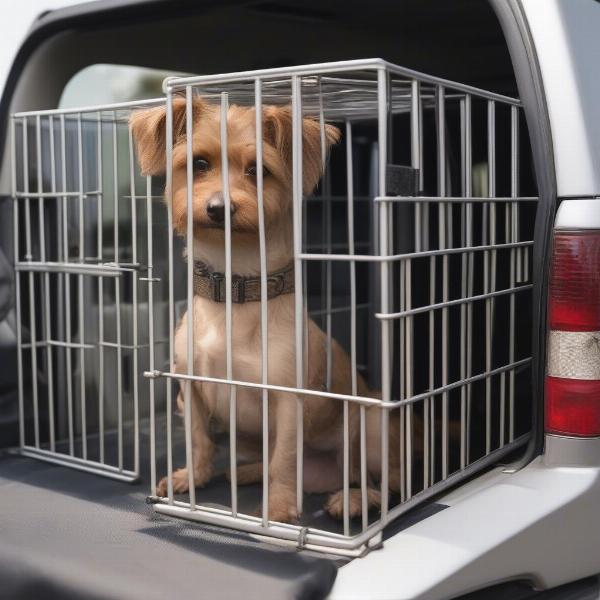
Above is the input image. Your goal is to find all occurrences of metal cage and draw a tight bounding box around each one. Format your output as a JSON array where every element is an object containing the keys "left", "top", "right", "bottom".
[{"left": 12, "top": 59, "right": 537, "bottom": 556}]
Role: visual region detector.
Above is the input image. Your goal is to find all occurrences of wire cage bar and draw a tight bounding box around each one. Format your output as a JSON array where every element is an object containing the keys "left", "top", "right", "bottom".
[{"left": 11, "top": 58, "right": 538, "bottom": 555}]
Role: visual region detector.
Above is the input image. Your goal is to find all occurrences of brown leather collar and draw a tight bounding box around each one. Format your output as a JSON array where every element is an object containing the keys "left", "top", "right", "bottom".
[{"left": 193, "top": 261, "right": 295, "bottom": 303}]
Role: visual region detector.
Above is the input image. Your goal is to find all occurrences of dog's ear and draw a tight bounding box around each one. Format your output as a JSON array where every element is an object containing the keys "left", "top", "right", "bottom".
[
  {"left": 129, "top": 97, "right": 205, "bottom": 176},
  {"left": 300, "top": 117, "right": 341, "bottom": 195},
  {"left": 263, "top": 106, "right": 341, "bottom": 194}
]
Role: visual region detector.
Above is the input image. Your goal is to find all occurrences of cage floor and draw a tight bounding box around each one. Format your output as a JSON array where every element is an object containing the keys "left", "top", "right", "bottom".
[
  {"left": 156, "top": 409, "right": 452, "bottom": 538},
  {"left": 156, "top": 413, "right": 378, "bottom": 536}
]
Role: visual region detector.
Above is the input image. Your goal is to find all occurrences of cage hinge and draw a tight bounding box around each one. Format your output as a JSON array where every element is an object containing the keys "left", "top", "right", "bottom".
[
  {"left": 296, "top": 527, "right": 309, "bottom": 550},
  {"left": 386, "top": 164, "right": 419, "bottom": 196}
]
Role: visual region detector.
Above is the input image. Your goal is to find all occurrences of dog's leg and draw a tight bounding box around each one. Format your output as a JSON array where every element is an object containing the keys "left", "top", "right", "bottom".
[
  {"left": 267, "top": 395, "right": 300, "bottom": 523},
  {"left": 226, "top": 462, "right": 263, "bottom": 485},
  {"left": 325, "top": 405, "right": 385, "bottom": 520},
  {"left": 157, "top": 385, "right": 214, "bottom": 497},
  {"left": 325, "top": 487, "right": 381, "bottom": 520}
]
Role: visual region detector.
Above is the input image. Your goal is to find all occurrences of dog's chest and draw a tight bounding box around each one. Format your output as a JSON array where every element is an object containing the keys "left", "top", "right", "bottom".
[
  {"left": 184, "top": 296, "right": 296, "bottom": 431},
  {"left": 186, "top": 296, "right": 295, "bottom": 376},
  {"left": 193, "top": 304, "right": 266, "bottom": 380},
  {"left": 194, "top": 312, "right": 259, "bottom": 425}
]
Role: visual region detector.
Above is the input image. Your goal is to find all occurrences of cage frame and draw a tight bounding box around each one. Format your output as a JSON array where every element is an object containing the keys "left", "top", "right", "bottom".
[
  {"left": 10, "top": 58, "right": 538, "bottom": 556},
  {"left": 146, "top": 58, "right": 537, "bottom": 556}
]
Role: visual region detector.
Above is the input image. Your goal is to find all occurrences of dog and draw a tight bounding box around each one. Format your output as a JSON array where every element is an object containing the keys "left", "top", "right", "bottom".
[{"left": 130, "top": 96, "right": 409, "bottom": 523}]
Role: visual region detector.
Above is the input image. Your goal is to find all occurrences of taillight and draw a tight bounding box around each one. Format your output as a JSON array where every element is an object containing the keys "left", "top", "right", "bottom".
[
  {"left": 548, "top": 233, "right": 600, "bottom": 331},
  {"left": 546, "top": 231, "right": 600, "bottom": 437}
]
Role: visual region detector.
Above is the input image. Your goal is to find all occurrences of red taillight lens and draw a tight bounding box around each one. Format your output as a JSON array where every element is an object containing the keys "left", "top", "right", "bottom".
[
  {"left": 548, "top": 232, "right": 600, "bottom": 331},
  {"left": 546, "top": 230, "right": 600, "bottom": 438},
  {"left": 546, "top": 376, "right": 600, "bottom": 437}
]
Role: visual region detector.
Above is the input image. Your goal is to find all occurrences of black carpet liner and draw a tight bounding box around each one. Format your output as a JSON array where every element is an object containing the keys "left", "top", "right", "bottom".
[
  {"left": 1, "top": 415, "right": 446, "bottom": 600},
  {"left": 0, "top": 418, "right": 339, "bottom": 600}
]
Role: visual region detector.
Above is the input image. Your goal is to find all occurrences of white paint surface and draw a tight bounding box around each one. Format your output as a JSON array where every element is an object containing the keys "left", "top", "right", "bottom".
[{"left": 522, "top": 0, "right": 600, "bottom": 196}]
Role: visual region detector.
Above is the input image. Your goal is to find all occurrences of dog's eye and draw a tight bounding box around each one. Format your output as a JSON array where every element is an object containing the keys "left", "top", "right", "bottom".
[
  {"left": 246, "top": 163, "right": 269, "bottom": 178},
  {"left": 193, "top": 158, "right": 210, "bottom": 173}
]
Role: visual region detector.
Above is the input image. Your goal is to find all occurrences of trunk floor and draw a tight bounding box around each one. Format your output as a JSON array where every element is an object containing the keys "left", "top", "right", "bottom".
[
  {"left": 0, "top": 415, "right": 341, "bottom": 600},
  {"left": 2, "top": 413, "right": 446, "bottom": 600}
]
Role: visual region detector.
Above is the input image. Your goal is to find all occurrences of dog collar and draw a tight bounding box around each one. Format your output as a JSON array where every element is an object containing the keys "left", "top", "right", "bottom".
[{"left": 193, "top": 261, "right": 295, "bottom": 303}]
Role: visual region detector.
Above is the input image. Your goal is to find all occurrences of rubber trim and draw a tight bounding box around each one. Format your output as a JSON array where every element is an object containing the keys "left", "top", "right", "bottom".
[{"left": 489, "top": 0, "right": 558, "bottom": 464}]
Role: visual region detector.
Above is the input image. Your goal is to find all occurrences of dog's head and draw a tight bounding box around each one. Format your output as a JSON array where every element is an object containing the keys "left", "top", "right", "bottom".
[{"left": 130, "top": 97, "right": 340, "bottom": 237}]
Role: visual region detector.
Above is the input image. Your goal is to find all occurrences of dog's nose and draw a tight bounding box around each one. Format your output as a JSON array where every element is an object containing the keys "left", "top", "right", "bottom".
[
  {"left": 206, "top": 192, "right": 235, "bottom": 224},
  {"left": 207, "top": 194, "right": 225, "bottom": 223}
]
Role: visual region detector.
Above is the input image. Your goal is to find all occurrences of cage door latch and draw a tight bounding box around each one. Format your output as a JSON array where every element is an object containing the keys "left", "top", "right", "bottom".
[{"left": 386, "top": 164, "right": 419, "bottom": 196}]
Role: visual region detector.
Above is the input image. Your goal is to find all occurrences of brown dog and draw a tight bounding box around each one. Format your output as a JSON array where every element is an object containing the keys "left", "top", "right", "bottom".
[{"left": 130, "top": 97, "right": 407, "bottom": 522}]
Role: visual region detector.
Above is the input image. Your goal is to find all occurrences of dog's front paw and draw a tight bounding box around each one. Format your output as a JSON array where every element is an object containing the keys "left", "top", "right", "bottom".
[
  {"left": 156, "top": 468, "right": 193, "bottom": 497},
  {"left": 268, "top": 486, "right": 299, "bottom": 523},
  {"left": 156, "top": 465, "right": 213, "bottom": 497},
  {"left": 156, "top": 477, "right": 169, "bottom": 497}
]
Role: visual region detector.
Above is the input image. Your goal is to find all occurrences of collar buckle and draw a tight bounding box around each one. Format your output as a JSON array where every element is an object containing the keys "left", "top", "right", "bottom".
[
  {"left": 267, "top": 273, "right": 286, "bottom": 297},
  {"left": 211, "top": 272, "right": 225, "bottom": 302}
]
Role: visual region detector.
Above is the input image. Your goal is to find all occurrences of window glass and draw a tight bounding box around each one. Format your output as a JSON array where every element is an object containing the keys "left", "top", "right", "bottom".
[{"left": 59, "top": 64, "right": 188, "bottom": 107}]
